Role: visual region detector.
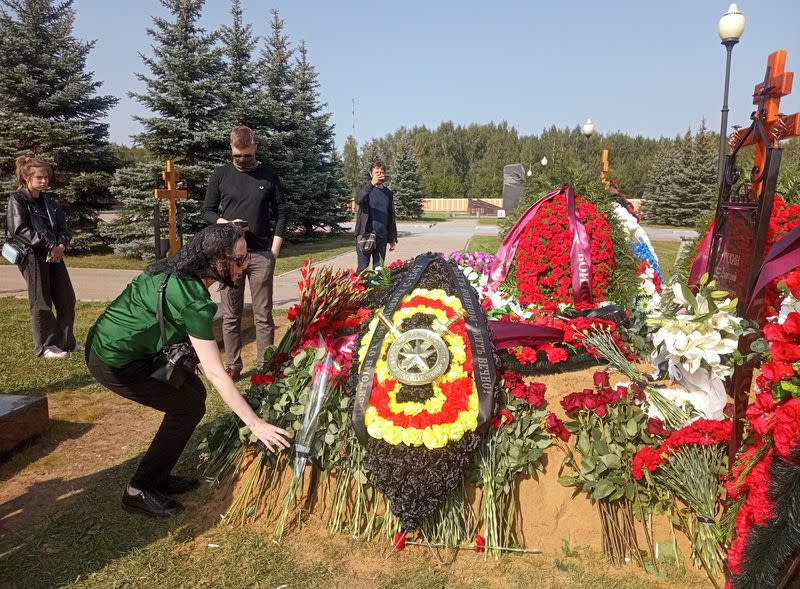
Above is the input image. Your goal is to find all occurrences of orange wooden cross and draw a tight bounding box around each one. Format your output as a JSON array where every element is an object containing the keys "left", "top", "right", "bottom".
[
  {"left": 727, "top": 50, "right": 800, "bottom": 198},
  {"left": 599, "top": 149, "right": 610, "bottom": 190},
  {"left": 154, "top": 160, "right": 187, "bottom": 257}
]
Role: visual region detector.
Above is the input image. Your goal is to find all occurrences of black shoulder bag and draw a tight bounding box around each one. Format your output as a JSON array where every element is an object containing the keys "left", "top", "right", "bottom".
[{"left": 150, "top": 273, "right": 200, "bottom": 388}]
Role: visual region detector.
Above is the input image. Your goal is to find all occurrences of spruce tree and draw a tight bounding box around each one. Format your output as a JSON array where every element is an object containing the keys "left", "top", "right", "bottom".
[
  {"left": 218, "top": 0, "right": 262, "bottom": 131},
  {"left": 288, "top": 41, "right": 349, "bottom": 234},
  {"left": 342, "top": 135, "right": 361, "bottom": 194},
  {"left": 671, "top": 122, "right": 717, "bottom": 226},
  {"left": 103, "top": 0, "right": 225, "bottom": 259},
  {"left": 0, "top": 0, "right": 118, "bottom": 251},
  {"left": 390, "top": 140, "right": 424, "bottom": 219},
  {"left": 256, "top": 9, "right": 300, "bottom": 217},
  {"left": 642, "top": 144, "right": 682, "bottom": 225}
]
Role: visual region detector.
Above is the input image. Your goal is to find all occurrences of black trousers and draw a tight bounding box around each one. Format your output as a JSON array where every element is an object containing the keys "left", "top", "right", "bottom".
[
  {"left": 86, "top": 347, "right": 206, "bottom": 490},
  {"left": 19, "top": 250, "right": 76, "bottom": 355},
  {"left": 355, "top": 237, "right": 388, "bottom": 274}
]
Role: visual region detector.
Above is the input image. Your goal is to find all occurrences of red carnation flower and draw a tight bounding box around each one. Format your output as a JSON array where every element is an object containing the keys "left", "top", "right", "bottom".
[
  {"left": 782, "top": 312, "right": 800, "bottom": 336},
  {"left": 491, "top": 409, "right": 514, "bottom": 429},
  {"left": 545, "top": 346, "right": 568, "bottom": 363},
  {"left": 772, "top": 342, "right": 800, "bottom": 362},
  {"left": 475, "top": 534, "right": 486, "bottom": 553},
  {"left": 786, "top": 270, "right": 800, "bottom": 299}
]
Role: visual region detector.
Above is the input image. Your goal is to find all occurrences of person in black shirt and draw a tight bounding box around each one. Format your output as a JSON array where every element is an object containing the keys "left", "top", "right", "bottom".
[
  {"left": 354, "top": 159, "right": 397, "bottom": 274},
  {"left": 6, "top": 156, "right": 78, "bottom": 358},
  {"left": 202, "top": 126, "right": 287, "bottom": 379}
]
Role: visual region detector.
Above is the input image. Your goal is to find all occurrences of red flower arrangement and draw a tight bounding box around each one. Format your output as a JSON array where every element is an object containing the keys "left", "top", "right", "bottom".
[
  {"left": 631, "top": 419, "right": 732, "bottom": 481},
  {"left": 560, "top": 371, "right": 632, "bottom": 419},
  {"left": 513, "top": 193, "right": 615, "bottom": 310}
]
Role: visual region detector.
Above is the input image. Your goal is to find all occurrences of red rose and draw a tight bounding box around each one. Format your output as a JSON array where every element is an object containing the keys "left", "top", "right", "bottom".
[
  {"left": 475, "top": 534, "right": 486, "bottom": 553},
  {"left": 545, "top": 413, "right": 570, "bottom": 442},
  {"left": 526, "top": 382, "right": 547, "bottom": 407},
  {"left": 646, "top": 418, "right": 670, "bottom": 437},
  {"left": 593, "top": 371, "right": 610, "bottom": 388},
  {"left": 250, "top": 373, "right": 276, "bottom": 385},
  {"left": 393, "top": 531, "right": 406, "bottom": 551},
  {"left": 561, "top": 392, "right": 584, "bottom": 414},
  {"left": 746, "top": 393, "right": 777, "bottom": 436},
  {"left": 770, "top": 399, "right": 800, "bottom": 459},
  {"left": 594, "top": 403, "right": 609, "bottom": 418},
  {"left": 273, "top": 352, "right": 290, "bottom": 366},
  {"left": 582, "top": 392, "right": 602, "bottom": 410}
]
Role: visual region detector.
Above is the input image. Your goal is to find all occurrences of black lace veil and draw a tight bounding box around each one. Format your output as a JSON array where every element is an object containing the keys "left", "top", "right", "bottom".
[{"left": 145, "top": 224, "right": 242, "bottom": 288}]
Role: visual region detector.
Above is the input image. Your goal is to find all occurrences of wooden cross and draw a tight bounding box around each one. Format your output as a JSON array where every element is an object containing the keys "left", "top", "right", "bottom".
[
  {"left": 154, "top": 160, "right": 187, "bottom": 257},
  {"left": 599, "top": 149, "right": 610, "bottom": 190},
  {"left": 726, "top": 50, "right": 799, "bottom": 199}
]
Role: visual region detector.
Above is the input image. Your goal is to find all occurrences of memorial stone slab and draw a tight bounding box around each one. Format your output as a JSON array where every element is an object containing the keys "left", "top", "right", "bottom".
[{"left": 0, "top": 395, "right": 48, "bottom": 457}]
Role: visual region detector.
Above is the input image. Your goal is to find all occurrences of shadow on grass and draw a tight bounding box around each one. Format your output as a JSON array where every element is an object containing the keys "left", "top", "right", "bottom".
[
  {"left": 0, "top": 419, "right": 92, "bottom": 482},
  {"left": 2, "top": 373, "right": 99, "bottom": 398},
  {"left": 0, "top": 419, "right": 237, "bottom": 589}
]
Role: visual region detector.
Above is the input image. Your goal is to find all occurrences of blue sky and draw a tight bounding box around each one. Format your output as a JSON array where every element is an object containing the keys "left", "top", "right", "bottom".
[{"left": 71, "top": 0, "right": 800, "bottom": 148}]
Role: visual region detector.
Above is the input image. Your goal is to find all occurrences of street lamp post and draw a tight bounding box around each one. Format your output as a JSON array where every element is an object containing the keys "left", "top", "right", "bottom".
[
  {"left": 717, "top": 4, "right": 745, "bottom": 188},
  {"left": 582, "top": 119, "right": 594, "bottom": 163}
]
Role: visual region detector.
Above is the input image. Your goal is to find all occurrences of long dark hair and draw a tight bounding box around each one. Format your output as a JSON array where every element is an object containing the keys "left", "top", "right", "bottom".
[{"left": 146, "top": 224, "right": 242, "bottom": 288}]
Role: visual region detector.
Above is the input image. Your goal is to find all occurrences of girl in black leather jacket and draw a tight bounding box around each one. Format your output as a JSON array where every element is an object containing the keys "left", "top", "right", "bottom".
[{"left": 6, "top": 156, "right": 78, "bottom": 358}]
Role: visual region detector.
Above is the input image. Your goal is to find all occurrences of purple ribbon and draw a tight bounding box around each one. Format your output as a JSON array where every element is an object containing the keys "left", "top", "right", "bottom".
[
  {"left": 487, "top": 185, "right": 594, "bottom": 304},
  {"left": 488, "top": 320, "right": 564, "bottom": 350},
  {"left": 689, "top": 230, "right": 713, "bottom": 286},
  {"left": 566, "top": 186, "right": 594, "bottom": 303},
  {"left": 746, "top": 224, "right": 800, "bottom": 316}
]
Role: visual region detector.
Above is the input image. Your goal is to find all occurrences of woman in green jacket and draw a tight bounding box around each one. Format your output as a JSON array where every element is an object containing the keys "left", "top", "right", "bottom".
[{"left": 86, "top": 224, "right": 291, "bottom": 518}]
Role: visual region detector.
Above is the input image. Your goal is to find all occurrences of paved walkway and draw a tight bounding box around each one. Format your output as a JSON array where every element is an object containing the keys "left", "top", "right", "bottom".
[
  {"left": 0, "top": 221, "right": 691, "bottom": 308},
  {"left": 0, "top": 220, "right": 479, "bottom": 308}
]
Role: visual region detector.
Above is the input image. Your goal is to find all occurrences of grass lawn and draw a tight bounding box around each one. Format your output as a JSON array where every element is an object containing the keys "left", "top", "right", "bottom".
[
  {"left": 465, "top": 235, "right": 500, "bottom": 254},
  {"left": 477, "top": 217, "right": 500, "bottom": 225},
  {"left": 651, "top": 240, "right": 683, "bottom": 283},
  {"left": 1, "top": 234, "right": 357, "bottom": 274}
]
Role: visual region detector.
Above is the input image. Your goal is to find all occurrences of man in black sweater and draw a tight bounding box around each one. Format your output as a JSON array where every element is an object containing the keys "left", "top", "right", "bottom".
[{"left": 202, "top": 126, "right": 287, "bottom": 379}]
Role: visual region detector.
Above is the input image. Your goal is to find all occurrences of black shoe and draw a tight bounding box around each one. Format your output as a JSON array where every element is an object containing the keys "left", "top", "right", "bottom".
[
  {"left": 154, "top": 475, "right": 200, "bottom": 495},
  {"left": 121, "top": 488, "right": 183, "bottom": 517}
]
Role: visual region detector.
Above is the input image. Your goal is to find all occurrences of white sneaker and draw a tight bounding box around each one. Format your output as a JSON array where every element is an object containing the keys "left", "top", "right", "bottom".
[
  {"left": 43, "top": 347, "right": 68, "bottom": 359},
  {"left": 73, "top": 343, "right": 86, "bottom": 352}
]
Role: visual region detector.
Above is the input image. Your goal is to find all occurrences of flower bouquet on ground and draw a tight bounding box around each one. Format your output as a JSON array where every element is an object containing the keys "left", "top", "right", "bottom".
[
  {"left": 567, "top": 318, "right": 697, "bottom": 431},
  {"left": 632, "top": 419, "right": 731, "bottom": 582},
  {"left": 549, "top": 371, "right": 667, "bottom": 567},
  {"left": 199, "top": 259, "right": 369, "bottom": 529},
  {"left": 471, "top": 370, "right": 551, "bottom": 555},
  {"left": 648, "top": 276, "right": 745, "bottom": 420}
]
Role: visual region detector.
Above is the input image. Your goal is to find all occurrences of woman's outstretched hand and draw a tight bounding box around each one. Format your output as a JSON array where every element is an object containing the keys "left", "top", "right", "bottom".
[{"left": 250, "top": 419, "right": 293, "bottom": 453}]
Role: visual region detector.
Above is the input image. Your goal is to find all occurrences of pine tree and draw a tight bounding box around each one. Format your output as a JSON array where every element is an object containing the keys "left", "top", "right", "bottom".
[
  {"left": 288, "top": 41, "right": 349, "bottom": 234},
  {"left": 390, "top": 140, "right": 424, "bottom": 219},
  {"left": 103, "top": 0, "right": 225, "bottom": 259},
  {"left": 342, "top": 135, "right": 361, "bottom": 194},
  {"left": 0, "top": 0, "right": 118, "bottom": 251}
]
